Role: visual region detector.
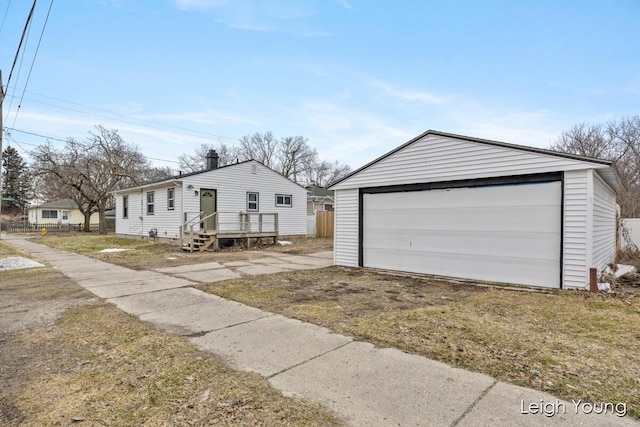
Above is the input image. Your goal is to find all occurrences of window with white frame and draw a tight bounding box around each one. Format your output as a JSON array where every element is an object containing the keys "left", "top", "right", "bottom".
[
  {"left": 167, "top": 188, "right": 175, "bottom": 210},
  {"left": 42, "top": 210, "right": 58, "bottom": 219},
  {"left": 62, "top": 210, "right": 69, "bottom": 220},
  {"left": 275, "top": 194, "right": 292, "bottom": 207},
  {"left": 147, "top": 191, "right": 155, "bottom": 215},
  {"left": 123, "top": 195, "right": 129, "bottom": 218},
  {"left": 247, "top": 192, "right": 259, "bottom": 211}
]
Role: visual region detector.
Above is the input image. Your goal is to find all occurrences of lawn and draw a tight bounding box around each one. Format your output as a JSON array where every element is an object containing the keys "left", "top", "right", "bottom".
[
  {"left": 0, "top": 239, "right": 340, "bottom": 426},
  {"left": 198, "top": 267, "right": 640, "bottom": 420},
  {"left": 26, "top": 234, "right": 640, "bottom": 419},
  {"left": 38, "top": 234, "right": 332, "bottom": 270}
]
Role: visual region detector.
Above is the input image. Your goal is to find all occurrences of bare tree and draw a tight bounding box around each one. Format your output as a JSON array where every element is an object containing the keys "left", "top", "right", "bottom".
[
  {"left": 278, "top": 136, "right": 316, "bottom": 182},
  {"left": 177, "top": 143, "right": 243, "bottom": 172},
  {"left": 32, "top": 126, "right": 150, "bottom": 233},
  {"left": 550, "top": 116, "right": 640, "bottom": 217},
  {"left": 177, "top": 131, "right": 352, "bottom": 186},
  {"left": 302, "top": 159, "right": 351, "bottom": 187},
  {"left": 238, "top": 132, "right": 279, "bottom": 169}
]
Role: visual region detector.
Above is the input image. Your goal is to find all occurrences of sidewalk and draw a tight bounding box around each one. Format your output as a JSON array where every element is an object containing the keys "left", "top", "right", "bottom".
[{"left": 5, "top": 237, "right": 637, "bottom": 427}]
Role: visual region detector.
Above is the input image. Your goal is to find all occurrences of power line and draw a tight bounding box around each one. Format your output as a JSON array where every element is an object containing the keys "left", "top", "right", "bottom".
[
  {"left": 0, "top": 0, "right": 13, "bottom": 34},
  {"left": 11, "top": 0, "right": 54, "bottom": 128},
  {"left": 4, "top": 0, "right": 36, "bottom": 97},
  {"left": 6, "top": 127, "right": 181, "bottom": 164}
]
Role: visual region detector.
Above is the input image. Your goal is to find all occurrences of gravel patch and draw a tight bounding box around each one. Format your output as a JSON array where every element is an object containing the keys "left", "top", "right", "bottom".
[{"left": 0, "top": 257, "right": 45, "bottom": 271}]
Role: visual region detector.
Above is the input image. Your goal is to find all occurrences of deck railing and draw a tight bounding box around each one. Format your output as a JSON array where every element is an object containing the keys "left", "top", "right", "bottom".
[{"left": 179, "top": 211, "right": 279, "bottom": 249}]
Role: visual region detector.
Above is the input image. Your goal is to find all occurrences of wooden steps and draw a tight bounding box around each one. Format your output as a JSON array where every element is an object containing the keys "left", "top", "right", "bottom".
[{"left": 181, "top": 232, "right": 217, "bottom": 252}]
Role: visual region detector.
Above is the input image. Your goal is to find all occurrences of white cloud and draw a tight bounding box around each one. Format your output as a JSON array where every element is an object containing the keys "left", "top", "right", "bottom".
[
  {"left": 372, "top": 80, "right": 443, "bottom": 105},
  {"left": 171, "top": 0, "right": 329, "bottom": 36}
]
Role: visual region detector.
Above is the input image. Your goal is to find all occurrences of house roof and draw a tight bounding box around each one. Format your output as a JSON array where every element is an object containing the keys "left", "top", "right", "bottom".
[
  {"left": 114, "top": 159, "right": 307, "bottom": 193},
  {"left": 30, "top": 198, "right": 78, "bottom": 209},
  {"left": 307, "top": 185, "right": 334, "bottom": 198},
  {"left": 329, "top": 129, "right": 621, "bottom": 190}
]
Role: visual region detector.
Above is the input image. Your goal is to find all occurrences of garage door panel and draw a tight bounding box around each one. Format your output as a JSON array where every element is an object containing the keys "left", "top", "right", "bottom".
[
  {"left": 365, "top": 248, "right": 560, "bottom": 286},
  {"left": 366, "top": 229, "right": 559, "bottom": 261},
  {"left": 366, "top": 205, "right": 559, "bottom": 233},
  {"left": 363, "top": 181, "right": 561, "bottom": 288}
]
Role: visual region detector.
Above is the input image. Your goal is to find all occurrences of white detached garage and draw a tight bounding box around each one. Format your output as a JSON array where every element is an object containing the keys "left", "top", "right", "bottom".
[{"left": 329, "top": 130, "right": 620, "bottom": 289}]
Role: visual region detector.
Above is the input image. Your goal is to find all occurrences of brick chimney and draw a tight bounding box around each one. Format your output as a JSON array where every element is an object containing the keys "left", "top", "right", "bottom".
[{"left": 206, "top": 150, "right": 219, "bottom": 170}]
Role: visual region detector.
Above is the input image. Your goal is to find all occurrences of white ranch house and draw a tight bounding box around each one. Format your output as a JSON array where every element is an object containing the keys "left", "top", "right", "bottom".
[
  {"left": 330, "top": 130, "right": 620, "bottom": 290},
  {"left": 114, "top": 152, "right": 307, "bottom": 249}
]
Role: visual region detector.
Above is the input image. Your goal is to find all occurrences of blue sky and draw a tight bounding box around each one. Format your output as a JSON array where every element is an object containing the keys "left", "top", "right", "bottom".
[{"left": 1, "top": 0, "right": 639, "bottom": 172}]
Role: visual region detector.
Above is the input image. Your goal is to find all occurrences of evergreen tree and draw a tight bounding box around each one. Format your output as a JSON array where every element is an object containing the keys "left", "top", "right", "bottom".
[{"left": 2, "top": 146, "right": 32, "bottom": 215}]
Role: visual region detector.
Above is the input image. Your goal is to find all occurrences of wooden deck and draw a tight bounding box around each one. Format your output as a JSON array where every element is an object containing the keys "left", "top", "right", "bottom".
[{"left": 180, "top": 212, "right": 279, "bottom": 252}]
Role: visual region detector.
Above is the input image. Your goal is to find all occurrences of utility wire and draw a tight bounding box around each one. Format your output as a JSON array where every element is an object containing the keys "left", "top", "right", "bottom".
[
  {"left": 0, "top": 0, "right": 13, "bottom": 33},
  {"left": 11, "top": 0, "right": 54, "bottom": 129},
  {"left": 4, "top": 0, "right": 36, "bottom": 96},
  {"left": 4, "top": 3, "right": 34, "bottom": 124},
  {"left": 7, "top": 127, "right": 181, "bottom": 164},
  {"left": 11, "top": 89, "right": 240, "bottom": 143}
]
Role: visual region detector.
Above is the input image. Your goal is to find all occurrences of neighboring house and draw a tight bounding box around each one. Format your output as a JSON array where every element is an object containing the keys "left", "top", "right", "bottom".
[
  {"left": 113, "top": 151, "right": 308, "bottom": 244},
  {"left": 307, "top": 184, "right": 334, "bottom": 214},
  {"left": 27, "top": 199, "right": 99, "bottom": 225},
  {"left": 329, "top": 130, "right": 620, "bottom": 290}
]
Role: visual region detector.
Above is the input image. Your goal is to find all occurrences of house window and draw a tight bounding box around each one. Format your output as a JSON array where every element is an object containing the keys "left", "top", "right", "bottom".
[
  {"left": 324, "top": 203, "right": 333, "bottom": 211},
  {"left": 275, "top": 194, "right": 292, "bottom": 207},
  {"left": 247, "top": 192, "right": 259, "bottom": 211},
  {"left": 167, "top": 188, "right": 175, "bottom": 210},
  {"left": 123, "top": 195, "right": 129, "bottom": 218},
  {"left": 147, "top": 191, "right": 155, "bottom": 215},
  {"left": 62, "top": 210, "right": 69, "bottom": 220},
  {"left": 42, "top": 210, "right": 58, "bottom": 219}
]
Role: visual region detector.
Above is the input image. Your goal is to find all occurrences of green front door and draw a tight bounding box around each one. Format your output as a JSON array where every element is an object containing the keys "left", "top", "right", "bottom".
[{"left": 200, "top": 189, "right": 217, "bottom": 231}]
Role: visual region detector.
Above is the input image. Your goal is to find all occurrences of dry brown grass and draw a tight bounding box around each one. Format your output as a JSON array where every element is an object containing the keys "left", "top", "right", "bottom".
[
  {"left": 0, "top": 239, "right": 340, "bottom": 426},
  {"left": 38, "top": 235, "right": 332, "bottom": 270},
  {"left": 12, "top": 304, "right": 339, "bottom": 426},
  {"left": 199, "top": 267, "right": 640, "bottom": 419}
]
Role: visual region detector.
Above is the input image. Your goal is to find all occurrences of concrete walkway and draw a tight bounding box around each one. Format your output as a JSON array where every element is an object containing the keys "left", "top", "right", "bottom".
[{"left": 4, "top": 237, "right": 637, "bottom": 427}]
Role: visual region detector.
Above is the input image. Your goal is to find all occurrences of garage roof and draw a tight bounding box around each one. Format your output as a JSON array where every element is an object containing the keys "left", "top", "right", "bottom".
[{"left": 329, "top": 130, "right": 620, "bottom": 191}]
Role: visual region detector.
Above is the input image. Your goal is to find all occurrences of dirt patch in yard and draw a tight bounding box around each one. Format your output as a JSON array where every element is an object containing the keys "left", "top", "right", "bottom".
[
  {"left": 38, "top": 235, "right": 332, "bottom": 270},
  {"left": 199, "top": 266, "right": 640, "bottom": 420}
]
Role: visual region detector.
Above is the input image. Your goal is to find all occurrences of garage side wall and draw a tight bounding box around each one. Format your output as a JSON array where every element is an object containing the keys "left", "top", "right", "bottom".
[
  {"left": 592, "top": 172, "right": 617, "bottom": 271},
  {"left": 563, "top": 170, "right": 589, "bottom": 289},
  {"left": 334, "top": 189, "right": 359, "bottom": 267}
]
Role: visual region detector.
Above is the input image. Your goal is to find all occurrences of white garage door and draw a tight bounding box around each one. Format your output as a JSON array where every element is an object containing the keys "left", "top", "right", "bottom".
[{"left": 363, "top": 181, "right": 561, "bottom": 288}]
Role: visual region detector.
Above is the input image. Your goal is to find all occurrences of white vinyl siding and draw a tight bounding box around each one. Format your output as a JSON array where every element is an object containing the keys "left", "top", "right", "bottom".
[
  {"left": 592, "top": 172, "right": 617, "bottom": 271},
  {"left": 334, "top": 189, "right": 359, "bottom": 267},
  {"left": 563, "top": 170, "right": 589, "bottom": 289},
  {"left": 332, "top": 134, "right": 615, "bottom": 191}
]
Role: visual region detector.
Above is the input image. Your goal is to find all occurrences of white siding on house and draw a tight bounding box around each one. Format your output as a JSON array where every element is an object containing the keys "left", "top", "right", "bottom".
[
  {"left": 563, "top": 170, "right": 589, "bottom": 289},
  {"left": 115, "top": 161, "right": 307, "bottom": 239},
  {"left": 332, "top": 134, "right": 613, "bottom": 191},
  {"left": 592, "top": 172, "right": 617, "bottom": 271},
  {"left": 334, "top": 189, "right": 359, "bottom": 267}
]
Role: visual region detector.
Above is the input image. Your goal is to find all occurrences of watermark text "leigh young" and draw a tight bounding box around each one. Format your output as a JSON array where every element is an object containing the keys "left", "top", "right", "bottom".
[{"left": 521, "top": 399, "right": 627, "bottom": 418}]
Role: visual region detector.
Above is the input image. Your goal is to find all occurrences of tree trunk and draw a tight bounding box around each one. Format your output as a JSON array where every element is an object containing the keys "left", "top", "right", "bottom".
[
  {"left": 98, "top": 204, "right": 107, "bottom": 234},
  {"left": 83, "top": 212, "right": 91, "bottom": 232}
]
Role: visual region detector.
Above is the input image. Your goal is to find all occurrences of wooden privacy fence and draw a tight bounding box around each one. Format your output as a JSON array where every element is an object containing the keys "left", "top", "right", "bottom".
[{"left": 315, "top": 211, "right": 334, "bottom": 238}]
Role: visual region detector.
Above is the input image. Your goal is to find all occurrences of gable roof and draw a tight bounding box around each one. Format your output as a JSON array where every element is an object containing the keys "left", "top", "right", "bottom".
[
  {"left": 30, "top": 199, "right": 78, "bottom": 209},
  {"left": 114, "top": 159, "right": 307, "bottom": 193},
  {"left": 329, "top": 129, "right": 620, "bottom": 190}
]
